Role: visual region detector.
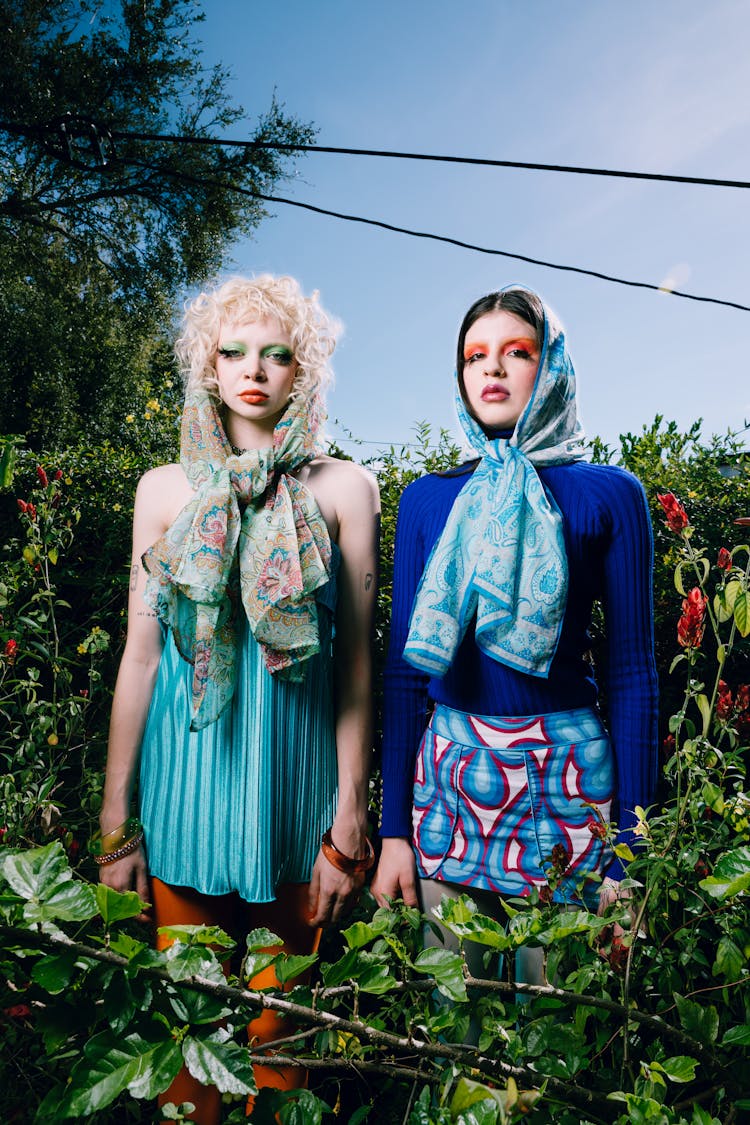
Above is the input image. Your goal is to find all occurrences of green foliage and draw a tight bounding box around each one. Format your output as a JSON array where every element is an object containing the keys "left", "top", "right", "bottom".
[
  {"left": 0, "top": 0, "right": 313, "bottom": 447},
  {"left": 0, "top": 417, "right": 749, "bottom": 1122}
]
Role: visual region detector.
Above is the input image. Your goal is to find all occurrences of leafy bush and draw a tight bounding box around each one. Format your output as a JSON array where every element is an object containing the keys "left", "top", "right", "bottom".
[{"left": 1, "top": 418, "right": 749, "bottom": 1123}]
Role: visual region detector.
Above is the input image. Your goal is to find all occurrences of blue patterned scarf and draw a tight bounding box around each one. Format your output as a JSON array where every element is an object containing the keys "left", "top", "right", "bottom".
[{"left": 403, "top": 290, "right": 585, "bottom": 678}]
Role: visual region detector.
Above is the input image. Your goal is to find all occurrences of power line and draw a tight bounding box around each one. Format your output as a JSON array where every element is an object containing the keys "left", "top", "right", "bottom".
[
  {"left": 252, "top": 192, "right": 750, "bottom": 314},
  {"left": 107, "top": 129, "right": 750, "bottom": 192},
  {"left": 3, "top": 119, "right": 749, "bottom": 312}
]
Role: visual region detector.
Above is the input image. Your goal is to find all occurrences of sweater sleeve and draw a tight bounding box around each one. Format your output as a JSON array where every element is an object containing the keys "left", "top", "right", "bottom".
[
  {"left": 379, "top": 480, "right": 432, "bottom": 836},
  {"left": 599, "top": 469, "right": 659, "bottom": 880}
]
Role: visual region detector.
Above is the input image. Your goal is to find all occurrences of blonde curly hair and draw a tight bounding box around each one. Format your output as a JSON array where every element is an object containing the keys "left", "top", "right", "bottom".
[{"left": 175, "top": 275, "right": 339, "bottom": 401}]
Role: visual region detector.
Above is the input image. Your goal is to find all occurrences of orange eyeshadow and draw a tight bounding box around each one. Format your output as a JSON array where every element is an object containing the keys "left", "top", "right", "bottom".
[
  {"left": 502, "top": 337, "right": 537, "bottom": 355},
  {"left": 463, "top": 343, "right": 488, "bottom": 361}
]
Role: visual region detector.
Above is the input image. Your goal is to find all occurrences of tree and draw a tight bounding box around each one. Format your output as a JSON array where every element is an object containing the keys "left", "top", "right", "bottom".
[{"left": 0, "top": 0, "right": 313, "bottom": 446}]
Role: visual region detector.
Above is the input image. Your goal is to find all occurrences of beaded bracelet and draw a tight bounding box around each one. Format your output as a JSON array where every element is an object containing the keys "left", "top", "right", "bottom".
[
  {"left": 91, "top": 830, "right": 144, "bottom": 866},
  {"left": 90, "top": 818, "right": 144, "bottom": 865},
  {"left": 321, "top": 829, "right": 375, "bottom": 875}
]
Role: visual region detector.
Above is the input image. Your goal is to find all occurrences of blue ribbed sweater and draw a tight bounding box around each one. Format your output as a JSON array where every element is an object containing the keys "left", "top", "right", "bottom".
[{"left": 380, "top": 460, "right": 659, "bottom": 881}]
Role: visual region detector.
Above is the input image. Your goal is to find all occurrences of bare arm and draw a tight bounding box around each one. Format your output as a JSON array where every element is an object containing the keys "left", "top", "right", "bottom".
[
  {"left": 308, "top": 463, "right": 380, "bottom": 925},
  {"left": 98, "top": 469, "right": 173, "bottom": 900}
]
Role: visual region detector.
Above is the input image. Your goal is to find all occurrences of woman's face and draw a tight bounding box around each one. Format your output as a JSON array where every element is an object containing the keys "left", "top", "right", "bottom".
[
  {"left": 215, "top": 316, "right": 298, "bottom": 428},
  {"left": 461, "top": 310, "right": 540, "bottom": 431}
]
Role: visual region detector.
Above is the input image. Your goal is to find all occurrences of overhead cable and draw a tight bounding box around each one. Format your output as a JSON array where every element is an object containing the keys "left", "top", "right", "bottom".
[{"left": 107, "top": 129, "right": 750, "bottom": 191}]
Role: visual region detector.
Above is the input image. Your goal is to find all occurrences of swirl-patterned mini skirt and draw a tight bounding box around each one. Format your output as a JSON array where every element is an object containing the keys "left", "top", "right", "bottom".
[{"left": 412, "top": 703, "right": 614, "bottom": 906}]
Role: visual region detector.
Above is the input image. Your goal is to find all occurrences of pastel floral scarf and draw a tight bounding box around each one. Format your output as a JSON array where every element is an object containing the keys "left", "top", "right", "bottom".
[
  {"left": 403, "top": 289, "right": 585, "bottom": 679},
  {"left": 143, "top": 388, "right": 332, "bottom": 730}
]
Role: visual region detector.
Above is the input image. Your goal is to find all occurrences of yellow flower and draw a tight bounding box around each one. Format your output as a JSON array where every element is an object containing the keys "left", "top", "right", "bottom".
[
  {"left": 47, "top": 733, "right": 59, "bottom": 746},
  {"left": 112, "top": 503, "right": 122, "bottom": 512},
  {"left": 144, "top": 411, "right": 152, "bottom": 420},
  {"left": 687, "top": 490, "right": 697, "bottom": 499},
  {"left": 77, "top": 644, "right": 86, "bottom": 654},
  {"left": 125, "top": 414, "right": 134, "bottom": 424},
  {"left": 146, "top": 398, "right": 160, "bottom": 412},
  {"left": 65, "top": 476, "right": 73, "bottom": 485}
]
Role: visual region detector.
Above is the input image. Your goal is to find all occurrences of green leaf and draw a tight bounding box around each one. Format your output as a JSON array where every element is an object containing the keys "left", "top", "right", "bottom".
[
  {"left": 673, "top": 993, "right": 719, "bottom": 1044},
  {"left": 48, "top": 546, "right": 58, "bottom": 565},
  {"left": 168, "top": 986, "right": 229, "bottom": 1025},
  {"left": 724, "top": 579, "right": 742, "bottom": 612},
  {"left": 674, "top": 563, "right": 686, "bottom": 596},
  {"left": 243, "top": 950, "right": 279, "bottom": 982},
  {"left": 1, "top": 841, "right": 71, "bottom": 900},
  {"left": 713, "top": 935, "right": 745, "bottom": 981},
  {"left": 658, "top": 1055, "right": 698, "bottom": 1083},
  {"left": 31, "top": 951, "right": 78, "bottom": 994},
  {"left": 164, "top": 941, "right": 225, "bottom": 983},
  {"left": 614, "top": 842, "right": 636, "bottom": 863},
  {"left": 413, "top": 947, "right": 467, "bottom": 1002},
  {"left": 56, "top": 1030, "right": 158, "bottom": 1116},
  {"left": 734, "top": 591, "right": 750, "bottom": 637},
  {"left": 321, "top": 947, "right": 361, "bottom": 987},
  {"left": 699, "top": 845, "right": 750, "bottom": 900},
  {"left": 159, "top": 923, "right": 235, "bottom": 949},
  {"left": 244, "top": 926, "right": 282, "bottom": 952},
  {"left": 182, "top": 1029, "right": 257, "bottom": 1095},
  {"left": 25, "top": 880, "right": 98, "bottom": 924},
  {"left": 274, "top": 952, "right": 318, "bottom": 984},
  {"left": 722, "top": 1024, "right": 750, "bottom": 1046},
  {"left": 96, "top": 882, "right": 147, "bottom": 925},
  {"left": 343, "top": 915, "right": 394, "bottom": 950},
  {"left": 127, "top": 1038, "right": 183, "bottom": 1100},
  {"left": 696, "top": 693, "right": 711, "bottom": 735}
]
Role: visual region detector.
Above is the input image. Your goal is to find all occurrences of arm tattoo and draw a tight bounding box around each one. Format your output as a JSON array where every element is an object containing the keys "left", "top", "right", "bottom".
[
  {"left": 136, "top": 610, "right": 157, "bottom": 618},
  {"left": 364, "top": 573, "right": 373, "bottom": 591},
  {"left": 130, "top": 564, "right": 139, "bottom": 591}
]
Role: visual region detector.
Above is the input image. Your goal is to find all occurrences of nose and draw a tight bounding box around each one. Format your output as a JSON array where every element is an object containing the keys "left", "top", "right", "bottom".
[
  {"left": 483, "top": 350, "right": 506, "bottom": 377},
  {"left": 241, "top": 353, "right": 267, "bottom": 382}
]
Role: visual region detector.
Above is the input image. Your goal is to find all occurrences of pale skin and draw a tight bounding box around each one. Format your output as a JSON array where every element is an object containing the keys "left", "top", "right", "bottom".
[
  {"left": 100, "top": 316, "right": 379, "bottom": 927},
  {"left": 371, "top": 309, "right": 627, "bottom": 928}
]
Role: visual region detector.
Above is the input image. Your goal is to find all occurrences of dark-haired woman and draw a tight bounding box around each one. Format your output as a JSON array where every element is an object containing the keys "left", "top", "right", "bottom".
[{"left": 371, "top": 286, "right": 657, "bottom": 984}]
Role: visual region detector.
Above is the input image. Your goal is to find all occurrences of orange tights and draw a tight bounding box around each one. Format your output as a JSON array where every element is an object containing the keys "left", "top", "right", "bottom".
[{"left": 152, "top": 877, "right": 320, "bottom": 1125}]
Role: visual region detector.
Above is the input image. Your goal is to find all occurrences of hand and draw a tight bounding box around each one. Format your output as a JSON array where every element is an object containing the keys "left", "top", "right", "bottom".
[
  {"left": 98, "top": 845, "right": 150, "bottom": 921},
  {"left": 307, "top": 848, "right": 364, "bottom": 927},
  {"left": 370, "top": 837, "right": 419, "bottom": 908}
]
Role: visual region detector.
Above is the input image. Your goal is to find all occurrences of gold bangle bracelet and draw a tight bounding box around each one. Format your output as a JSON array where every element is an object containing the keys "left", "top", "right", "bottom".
[{"left": 91, "top": 831, "right": 144, "bottom": 866}]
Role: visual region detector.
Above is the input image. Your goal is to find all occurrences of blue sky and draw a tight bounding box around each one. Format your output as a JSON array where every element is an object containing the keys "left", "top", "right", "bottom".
[{"left": 196, "top": 0, "right": 750, "bottom": 456}]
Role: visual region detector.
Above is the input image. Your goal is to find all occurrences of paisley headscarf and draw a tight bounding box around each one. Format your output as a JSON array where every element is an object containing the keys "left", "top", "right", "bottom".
[
  {"left": 403, "top": 287, "right": 585, "bottom": 679},
  {"left": 143, "top": 387, "right": 332, "bottom": 730}
]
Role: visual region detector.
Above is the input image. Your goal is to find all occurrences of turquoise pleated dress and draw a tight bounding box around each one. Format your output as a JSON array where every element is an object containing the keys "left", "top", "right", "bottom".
[{"left": 138, "top": 551, "right": 339, "bottom": 903}]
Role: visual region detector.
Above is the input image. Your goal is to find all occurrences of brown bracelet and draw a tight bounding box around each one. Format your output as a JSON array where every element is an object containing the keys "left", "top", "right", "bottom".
[
  {"left": 92, "top": 831, "right": 144, "bottom": 866},
  {"left": 321, "top": 829, "right": 375, "bottom": 874}
]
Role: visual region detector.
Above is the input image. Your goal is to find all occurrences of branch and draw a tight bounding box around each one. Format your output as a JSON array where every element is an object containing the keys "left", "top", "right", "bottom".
[{"left": 1, "top": 924, "right": 616, "bottom": 1121}]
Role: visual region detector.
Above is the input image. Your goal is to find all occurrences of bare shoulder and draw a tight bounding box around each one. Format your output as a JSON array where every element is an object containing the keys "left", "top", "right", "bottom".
[
  {"left": 135, "top": 463, "right": 194, "bottom": 528},
  {"left": 309, "top": 455, "right": 379, "bottom": 505}
]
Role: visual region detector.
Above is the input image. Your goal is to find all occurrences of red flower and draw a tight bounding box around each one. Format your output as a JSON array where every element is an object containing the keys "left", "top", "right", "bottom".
[
  {"left": 537, "top": 885, "right": 553, "bottom": 904},
  {"left": 26, "top": 503, "right": 37, "bottom": 520},
  {"left": 736, "top": 684, "right": 750, "bottom": 714},
  {"left": 608, "top": 935, "right": 628, "bottom": 972},
  {"left": 16, "top": 499, "right": 28, "bottom": 513},
  {"left": 54, "top": 469, "right": 63, "bottom": 481},
  {"left": 4, "top": 1003, "right": 32, "bottom": 1021},
  {"left": 694, "top": 858, "right": 709, "bottom": 879},
  {"left": 0, "top": 826, "right": 7, "bottom": 843},
  {"left": 662, "top": 734, "right": 676, "bottom": 755},
  {"left": 4, "top": 638, "right": 18, "bottom": 664},
  {"left": 550, "top": 843, "right": 570, "bottom": 873},
  {"left": 717, "top": 547, "right": 732, "bottom": 572},
  {"left": 36, "top": 466, "right": 49, "bottom": 487},
  {"left": 657, "top": 492, "right": 689, "bottom": 533},
  {"left": 717, "top": 680, "right": 733, "bottom": 721},
  {"left": 79, "top": 688, "right": 89, "bottom": 698},
  {"left": 588, "top": 819, "right": 607, "bottom": 840},
  {"left": 677, "top": 587, "right": 706, "bottom": 649}
]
